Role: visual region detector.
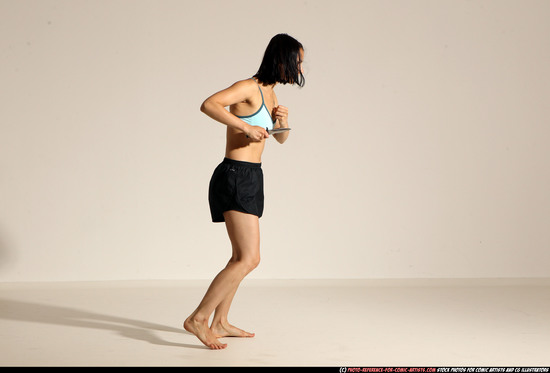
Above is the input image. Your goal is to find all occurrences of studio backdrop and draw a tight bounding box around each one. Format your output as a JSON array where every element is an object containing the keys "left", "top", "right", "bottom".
[{"left": 1, "top": 0, "right": 549, "bottom": 281}]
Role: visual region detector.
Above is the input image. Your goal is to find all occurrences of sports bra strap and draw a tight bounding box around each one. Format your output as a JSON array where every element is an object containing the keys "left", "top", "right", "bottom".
[{"left": 251, "top": 78, "right": 265, "bottom": 105}]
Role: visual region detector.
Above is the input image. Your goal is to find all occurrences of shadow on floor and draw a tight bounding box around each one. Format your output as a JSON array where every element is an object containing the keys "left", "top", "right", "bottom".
[{"left": 0, "top": 298, "right": 206, "bottom": 350}]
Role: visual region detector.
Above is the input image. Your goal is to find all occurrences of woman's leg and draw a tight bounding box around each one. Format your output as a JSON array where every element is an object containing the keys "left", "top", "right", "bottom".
[
  {"left": 210, "top": 283, "right": 255, "bottom": 338},
  {"left": 210, "top": 211, "right": 259, "bottom": 337},
  {"left": 184, "top": 210, "right": 260, "bottom": 349}
]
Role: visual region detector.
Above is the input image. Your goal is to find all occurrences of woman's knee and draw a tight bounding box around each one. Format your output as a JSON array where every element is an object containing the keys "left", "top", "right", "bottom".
[
  {"left": 248, "top": 254, "right": 261, "bottom": 271},
  {"left": 230, "top": 254, "right": 260, "bottom": 273}
]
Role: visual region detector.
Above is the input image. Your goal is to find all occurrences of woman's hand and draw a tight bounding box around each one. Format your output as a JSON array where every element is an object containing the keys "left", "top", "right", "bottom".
[
  {"left": 245, "top": 125, "right": 269, "bottom": 141},
  {"left": 273, "top": 105, "right": 289, "bottom": 127}
]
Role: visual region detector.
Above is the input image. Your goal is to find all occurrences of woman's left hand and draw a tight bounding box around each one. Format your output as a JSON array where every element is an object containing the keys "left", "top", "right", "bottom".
[{"left": 273, "top": 105, "right": 289, "bottom": 127}]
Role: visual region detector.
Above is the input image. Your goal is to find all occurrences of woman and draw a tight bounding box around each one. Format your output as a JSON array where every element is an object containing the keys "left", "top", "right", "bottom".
[{"left": 184, "top": 34, "right": 305, "bottom": 350}]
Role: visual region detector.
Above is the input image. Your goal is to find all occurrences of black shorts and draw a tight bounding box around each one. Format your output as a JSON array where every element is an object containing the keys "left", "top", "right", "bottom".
[{"left": 208, "top": 158, "right": 264, "bottom": 223}]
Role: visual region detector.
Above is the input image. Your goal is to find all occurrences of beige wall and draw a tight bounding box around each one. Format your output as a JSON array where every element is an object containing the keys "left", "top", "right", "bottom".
[{"left": 1, "top": 0, "right": 549, "bottom": 281}]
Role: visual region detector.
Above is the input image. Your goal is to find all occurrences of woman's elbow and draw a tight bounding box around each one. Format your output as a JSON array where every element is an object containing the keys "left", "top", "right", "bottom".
[
  {"left": 275, "top": 135, "right": 288, "bottom": 145},
  {"left": 200, "top": 100, "right": 209, "bottom": 113},
  {"left": 200, "top": 99, "right": 219, "bottom": 117}
]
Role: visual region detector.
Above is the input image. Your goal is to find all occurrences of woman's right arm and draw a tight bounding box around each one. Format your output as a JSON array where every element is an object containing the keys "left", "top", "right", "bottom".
[{"left": 200, "top": 80, "right": 269, "bottom": 142}]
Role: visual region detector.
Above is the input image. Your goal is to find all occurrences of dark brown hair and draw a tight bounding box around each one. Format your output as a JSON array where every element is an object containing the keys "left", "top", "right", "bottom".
[{"left": 254, "top": 33, "right": 304, "bottom": 87}]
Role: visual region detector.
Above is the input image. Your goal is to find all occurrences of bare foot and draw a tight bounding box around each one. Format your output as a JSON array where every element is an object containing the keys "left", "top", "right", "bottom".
[
  {"left": 184, "top": 315, "right": 228, "bottom": 350},
  {"left": 211, "top": 321, "right": 255, "bottom": 338}
]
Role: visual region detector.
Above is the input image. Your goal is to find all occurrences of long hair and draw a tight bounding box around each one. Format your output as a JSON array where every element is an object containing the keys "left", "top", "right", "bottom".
[{"left": 254, "top": 34, "right": 305, "bottom": 87}]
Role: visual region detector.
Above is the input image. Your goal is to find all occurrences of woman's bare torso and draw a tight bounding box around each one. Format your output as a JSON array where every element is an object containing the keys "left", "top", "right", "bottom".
[
  {"left": 224, "top": 126, "right": 266, "bottom": 163},
  {"left": 225, "top": 80, "right": 277, "bottom": 163}
]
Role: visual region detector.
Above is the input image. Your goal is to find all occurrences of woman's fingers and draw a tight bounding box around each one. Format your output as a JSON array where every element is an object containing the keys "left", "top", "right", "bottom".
[
  {"left": 246, "top": 126, "right": 269, "bottom": 141},
  {"left": 273, "top": 105, "right": 289, "bottom": 124}
]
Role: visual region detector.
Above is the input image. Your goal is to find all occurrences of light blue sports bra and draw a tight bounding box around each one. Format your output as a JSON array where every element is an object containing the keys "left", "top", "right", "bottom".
[{"left": 236, "top": 79, "right": 276, "bottom": 130}]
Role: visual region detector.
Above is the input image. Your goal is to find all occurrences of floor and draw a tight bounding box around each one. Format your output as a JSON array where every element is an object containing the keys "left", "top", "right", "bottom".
[{"left": 0, "top": 278, "right": 549, "bottom": 367}]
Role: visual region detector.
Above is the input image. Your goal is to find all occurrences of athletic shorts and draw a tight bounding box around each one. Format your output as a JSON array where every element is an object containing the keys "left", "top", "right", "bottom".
[{"left": 208, "top": 157, "right": 264, "bottom": 223}]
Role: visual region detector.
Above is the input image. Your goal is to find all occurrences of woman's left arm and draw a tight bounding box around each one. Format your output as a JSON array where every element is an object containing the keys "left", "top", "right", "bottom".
[{"left": 272, "top": 95, "right": 290, "bottom": 144}]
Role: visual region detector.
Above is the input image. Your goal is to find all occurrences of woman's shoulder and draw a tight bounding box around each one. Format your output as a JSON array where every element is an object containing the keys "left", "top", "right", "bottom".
[
  {"left": 223, "top": 78, "right": 260, "bottom": 103},
  {"left": 230, "top": 77, "right": 258, "bottom": 90}
]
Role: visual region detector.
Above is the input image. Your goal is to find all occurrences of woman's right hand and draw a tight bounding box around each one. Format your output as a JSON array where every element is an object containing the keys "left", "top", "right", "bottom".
[{"left": 245, "top": 125, "right": 269, "bottom": 141}]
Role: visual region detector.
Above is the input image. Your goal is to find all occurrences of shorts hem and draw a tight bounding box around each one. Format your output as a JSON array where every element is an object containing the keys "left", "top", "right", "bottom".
[{"left": 212, "top": 208, "right": 262, "bottom": 223}]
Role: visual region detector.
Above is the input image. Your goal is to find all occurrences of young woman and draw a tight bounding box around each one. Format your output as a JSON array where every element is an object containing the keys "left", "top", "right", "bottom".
[{"left": 184, "top": 34, "right": 305, "bottom": 350}]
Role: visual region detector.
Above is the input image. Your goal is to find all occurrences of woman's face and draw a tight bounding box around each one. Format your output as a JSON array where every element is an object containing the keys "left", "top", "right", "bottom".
[{"left": 298, "top": 48, "right": 304, "bottom": 74}]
